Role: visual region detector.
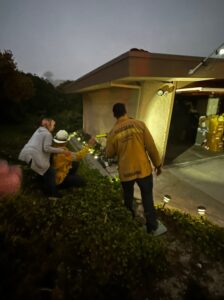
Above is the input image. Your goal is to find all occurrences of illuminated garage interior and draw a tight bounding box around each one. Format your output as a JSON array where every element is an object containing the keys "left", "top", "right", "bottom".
[
  {"left": 62, "top": 48, "right": 224, "bottom": 165},
  {"left": 166, "top": 79, "right": 224, "bottom": 163}
]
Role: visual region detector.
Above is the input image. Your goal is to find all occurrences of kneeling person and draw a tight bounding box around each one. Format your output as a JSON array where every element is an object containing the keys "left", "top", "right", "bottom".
[{"left": 52, "top": 130, "right": 95, "bottom": 189}]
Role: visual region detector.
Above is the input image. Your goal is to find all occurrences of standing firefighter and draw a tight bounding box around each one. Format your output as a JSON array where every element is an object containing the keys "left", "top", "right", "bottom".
[{"left": 106, "top": 103, "right": 167, "bottom": 236}]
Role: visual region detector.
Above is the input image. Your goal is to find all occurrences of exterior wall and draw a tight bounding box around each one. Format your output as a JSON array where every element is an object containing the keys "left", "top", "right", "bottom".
[
  {"left": 137, "top": 81, "right": 175, "bottom": 162},
  {"left": 83, "top": 87, "right": 139, "bottom": 135},
  {"left": 82, "top": 81, "right": 175, "bottom": 163}
]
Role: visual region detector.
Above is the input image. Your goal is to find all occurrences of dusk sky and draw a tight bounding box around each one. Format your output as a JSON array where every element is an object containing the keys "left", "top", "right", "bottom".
[{"left": 1, "top": 0, "right": 224, "bottom": 81}]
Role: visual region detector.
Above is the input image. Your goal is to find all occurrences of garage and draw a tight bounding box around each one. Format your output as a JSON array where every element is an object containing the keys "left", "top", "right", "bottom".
[{"left": 165, "top": 80, "right": 224, "bottom": 164}]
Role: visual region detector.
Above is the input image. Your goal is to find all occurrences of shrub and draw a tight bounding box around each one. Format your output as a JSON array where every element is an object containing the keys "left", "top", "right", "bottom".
[
  {"left": 157, "top": 206, "right": 224, "bottom": 260},
  {"left": 0, "top": 165, "right": 167, "bottom": 300}
]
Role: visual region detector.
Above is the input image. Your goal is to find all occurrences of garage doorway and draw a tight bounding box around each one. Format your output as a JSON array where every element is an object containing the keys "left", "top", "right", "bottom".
[{"left": 165, "top": 94, "right": 224, "bottom": 165}]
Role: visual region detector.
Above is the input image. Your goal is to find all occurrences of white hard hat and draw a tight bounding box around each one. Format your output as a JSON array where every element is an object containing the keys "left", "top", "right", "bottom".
[{"left": 53, "top": 130, "right": 69, "bottom": 143}]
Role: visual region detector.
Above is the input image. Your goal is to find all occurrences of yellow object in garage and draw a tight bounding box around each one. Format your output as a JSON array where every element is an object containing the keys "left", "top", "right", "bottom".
[{"left": 206, "top": 114, "right": 224, "bottom": 152}]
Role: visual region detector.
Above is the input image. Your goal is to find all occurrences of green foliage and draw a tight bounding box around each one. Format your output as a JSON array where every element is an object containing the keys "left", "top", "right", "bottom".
[
  {"left": 0, "top": 50, "right": 83, "bottom": 129},
  {"left": 21, "top": 74, "right": 83, "bottom": 131},
  {"left": 4, "top": 72, "right": 34, "bottom": 103},
  {"left": 0, "top": 50, "right": 34, "bottom": 123},
  {"left": 53, "top": 94, "right": 83, "bottom": 132},
  {"left": 0, "top": 164, "right": 167, "bottom": 299},
  {"left": 0, "top": 121, "right": 45, "bottom": 163},
  {"left": 0, "top": 50, "right": 16, "bottom": 75},
  {"left": 157, "top": 206, "right": 224, "bottom": 259},
  {"left": 1, "top": 52, "right": 223, "bottom": 298},
  {"left": 0, "top": 159, "right": 224, "bottom": 299}
]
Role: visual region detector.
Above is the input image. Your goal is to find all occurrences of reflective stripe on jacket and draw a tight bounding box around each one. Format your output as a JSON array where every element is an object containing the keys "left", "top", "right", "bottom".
[{"left": 106, "top": 116, "right": 161, "bottom": 182}]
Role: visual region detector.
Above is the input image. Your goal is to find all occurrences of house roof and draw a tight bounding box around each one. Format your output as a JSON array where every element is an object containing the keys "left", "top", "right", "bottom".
[{"left": 60, "top": 48, "right": 224, "bottom": 93}]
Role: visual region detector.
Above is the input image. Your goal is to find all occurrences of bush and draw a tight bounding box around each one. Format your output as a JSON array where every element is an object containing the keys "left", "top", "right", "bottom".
[
  {"left": 0, "top": 165, "right": 167, "bottom": 300},
  {"left": 157, "top": 206, "right": 224, "bottom": 260}
]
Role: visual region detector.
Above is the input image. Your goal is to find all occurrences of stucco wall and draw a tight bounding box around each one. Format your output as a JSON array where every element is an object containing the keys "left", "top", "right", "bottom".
[
  {"left": 82, "top": 82, "right": 175, "bottom": 163},
  {"left": 137, "top": 81, "right": 175, "bottom": 162},
  {"left": 83, "top": 87, "right": 139, "bottom": 135}
]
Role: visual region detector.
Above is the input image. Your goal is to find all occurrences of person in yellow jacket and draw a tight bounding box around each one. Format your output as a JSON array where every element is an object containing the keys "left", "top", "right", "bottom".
[
  {"left": 52, "top": 130, "right": 95, "bottom": 189},
  {"left": 106, "top": 103, "right": 167, "bottom": 236}
]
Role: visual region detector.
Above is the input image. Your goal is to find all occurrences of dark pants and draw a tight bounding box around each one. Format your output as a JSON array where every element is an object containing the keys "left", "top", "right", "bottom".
[
  {"left": 58, "top": 162, "right": 86, "bottom": 189},
  {"left": 121, "top": 174, "right": 158, "bottom": 231},
  {"left": 42, "top": 167, "right": 59, "bottom": 197}
]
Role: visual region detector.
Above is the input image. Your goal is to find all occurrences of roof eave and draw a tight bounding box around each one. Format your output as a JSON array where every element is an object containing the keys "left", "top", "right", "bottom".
[{"left": 61, "top": 49, "right": 224, "bottom": 93}]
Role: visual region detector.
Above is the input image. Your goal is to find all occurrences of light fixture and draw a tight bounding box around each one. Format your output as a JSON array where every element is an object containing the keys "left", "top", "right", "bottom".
[
  {"left": 176, "top": 87, "right": 224, "bottom": 93},
  {"left": 163, "top": 194, "right": 171, "bottom": 208},
  {"left": 188, "top": 42, "right": 224, "bottom": 75},
  {"left": 157, "top": 84, "right": 174, "bottom": 96},
  {"left": 157, "top": 89, "right": 164, "bottom": 96},
  {"left": 197, "top": 206, "right": 206, "bottom": 216},
  {"left": 218, "top": 48, "right": 224, "bottom": 55}
]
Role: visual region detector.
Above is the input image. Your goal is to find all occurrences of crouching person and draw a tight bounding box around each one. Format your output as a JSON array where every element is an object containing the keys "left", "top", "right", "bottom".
[
  {"left": 52, "top": 130, "right": 95, "bottom": 189},
  {"left": 18, "top": 118, "right": 71, "bottom": 200}
]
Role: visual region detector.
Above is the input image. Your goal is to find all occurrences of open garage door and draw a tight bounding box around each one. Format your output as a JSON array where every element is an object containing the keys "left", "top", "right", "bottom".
[{"left": 165, "top": 91, "right": 224, "bottom": 165}]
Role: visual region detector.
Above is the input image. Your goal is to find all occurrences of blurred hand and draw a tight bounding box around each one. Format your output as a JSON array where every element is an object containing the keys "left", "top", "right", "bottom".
[
  {"left": 87, "top": 136, "right": 96, "bottom": 147},
  {"left": 63, "top": 150, "right": 72, "bottom": 157},
  {"left": 0, "top": 160, "right": 22, "bottom": 199},
  {"left": 155, "top": 166, "right": 162, "bottom": 176}
]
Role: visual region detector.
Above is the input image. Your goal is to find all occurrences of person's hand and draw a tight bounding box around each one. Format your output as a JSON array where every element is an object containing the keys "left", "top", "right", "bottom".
[
  {"left": 63, "top": 150, "right": 72, "bottom": 157},
  {"left": 87, "top": 136, "right": 96, "bottom": 147},
  {"left": 155, "top": 165, "right": 162, "bottom": 176}
]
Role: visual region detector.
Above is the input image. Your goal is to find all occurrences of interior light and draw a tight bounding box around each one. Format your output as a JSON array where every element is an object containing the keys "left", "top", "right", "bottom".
[{"left": 176, "top": 87, "right": 224, "bottom": 93}]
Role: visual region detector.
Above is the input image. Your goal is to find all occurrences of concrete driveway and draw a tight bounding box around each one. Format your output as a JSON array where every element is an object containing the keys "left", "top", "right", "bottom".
[{"left": 152, "top": 153, "right": 224, "bottom": 227}]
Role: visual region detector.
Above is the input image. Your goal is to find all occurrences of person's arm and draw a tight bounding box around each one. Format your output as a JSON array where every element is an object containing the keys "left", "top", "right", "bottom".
[
  {"left": 43, "top": 134, "right": 70, "bottom": 155},
  {"left": 72, "top": 137, "right": 96, "bottom": 161},
  {"left": 105, "top": 134, "right": 116, "bottom": 158},
  {"left": 72, "top": 147, "right": 89, "bottom": 161}
]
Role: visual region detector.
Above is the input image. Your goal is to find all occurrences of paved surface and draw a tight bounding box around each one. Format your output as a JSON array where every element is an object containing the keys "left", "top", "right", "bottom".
[
  {"left": 70, "top": 138, "right": 224, "bottom": 227},
  {"left": 136, "top": 146, "right": 224, "bottom": 227}
]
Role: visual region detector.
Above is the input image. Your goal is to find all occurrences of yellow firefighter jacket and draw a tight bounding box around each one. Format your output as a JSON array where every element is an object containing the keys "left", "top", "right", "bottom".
[
  {"left": 52, "top": 146, "right": 89, "bottom": 185},
  {"left": 106, "top": 115, "right": 161, "bottom": 182}
]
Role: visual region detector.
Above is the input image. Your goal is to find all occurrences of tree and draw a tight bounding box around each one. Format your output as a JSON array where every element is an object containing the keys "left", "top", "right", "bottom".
[
  {"left": 0, "top": 50, "right": 34, "bottom": 123},
  {"left": 0, "top": 50, "right": 16, "bottom": 75}
]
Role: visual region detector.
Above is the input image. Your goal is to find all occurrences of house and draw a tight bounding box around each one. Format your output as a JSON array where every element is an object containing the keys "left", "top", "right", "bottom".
[{"left": 61, "top": 48, "right": 224, "bottom": 163}]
